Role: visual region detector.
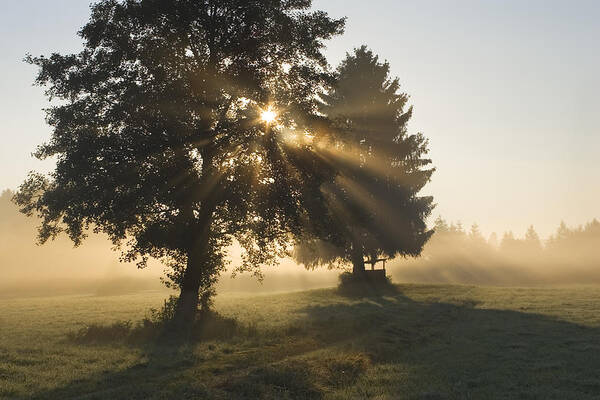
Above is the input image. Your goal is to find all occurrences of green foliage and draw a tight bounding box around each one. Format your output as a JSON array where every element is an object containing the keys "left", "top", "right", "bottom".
[
  {"left": 147, "top": 295, "right": 179, "bottom": 325},
  {"left": 295, "top": 46, "right": 435, "bottom": 272},
  {"left": 15, "top": 0, "right": 346, "bottom": 320}
]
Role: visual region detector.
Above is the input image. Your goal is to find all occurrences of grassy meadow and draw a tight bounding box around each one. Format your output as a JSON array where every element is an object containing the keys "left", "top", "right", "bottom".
[{"left": 2, "top": 284, "right": 600, "bottom": 399}]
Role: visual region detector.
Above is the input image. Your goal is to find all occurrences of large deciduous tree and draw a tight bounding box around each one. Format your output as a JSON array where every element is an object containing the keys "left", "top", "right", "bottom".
[
  {"left": 15, "top": 0, "right": 344, "bottom": 326},
  {"left": 294, "top": 46, "right": 435, "bottom": 275}
]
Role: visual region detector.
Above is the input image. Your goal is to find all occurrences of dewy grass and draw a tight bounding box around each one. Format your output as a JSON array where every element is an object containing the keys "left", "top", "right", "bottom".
[{"left": 2, "top": 284, "right": 600, "bottom": 399}]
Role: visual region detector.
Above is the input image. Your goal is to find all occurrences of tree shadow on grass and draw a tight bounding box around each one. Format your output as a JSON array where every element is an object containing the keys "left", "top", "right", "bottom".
[
  {"left": 27, "top": 289, "right": 600, "bottom": 399},
  {"left": 298, "top": 292, "right": 600, "bottom": 399}
]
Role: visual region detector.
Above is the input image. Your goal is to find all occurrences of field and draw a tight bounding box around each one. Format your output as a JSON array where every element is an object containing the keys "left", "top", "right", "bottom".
[{"left": 2, "top": 284, "right": 600, "bottom": 399}]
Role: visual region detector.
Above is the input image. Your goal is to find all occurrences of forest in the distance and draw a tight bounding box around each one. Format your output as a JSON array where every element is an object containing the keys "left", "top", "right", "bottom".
[{"left": 396, "top": 215, "right": 600, "bottom": 285}]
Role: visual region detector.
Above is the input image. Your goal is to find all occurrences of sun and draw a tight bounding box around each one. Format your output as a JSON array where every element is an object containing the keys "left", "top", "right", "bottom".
[{"left": 261, "top": 107, "right": 277, "bottom": 124}]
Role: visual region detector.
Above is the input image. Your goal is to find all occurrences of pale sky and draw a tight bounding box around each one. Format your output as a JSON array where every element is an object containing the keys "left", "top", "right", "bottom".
[{"left": 1, "top": 0, "right": 598, "bottom": 239}]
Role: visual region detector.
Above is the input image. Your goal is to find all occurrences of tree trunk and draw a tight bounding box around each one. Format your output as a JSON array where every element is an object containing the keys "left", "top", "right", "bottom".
[
  {"left": 171, "top": 148, "right": 220, "bottom": 332},
  {"left": 175, "top": 247, "right": 204, "bottom": 328},
  {"left": 351, "top": 245, "right": 365, "bottom": 276},
  {"left": 173, "top": 203, "right": 215, "bottom": 331}
]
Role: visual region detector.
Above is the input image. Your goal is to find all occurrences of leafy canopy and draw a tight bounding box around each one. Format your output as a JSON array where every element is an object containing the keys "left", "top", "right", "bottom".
[{"left": 16, "top": 0, "right": 345, "bottom": 289}]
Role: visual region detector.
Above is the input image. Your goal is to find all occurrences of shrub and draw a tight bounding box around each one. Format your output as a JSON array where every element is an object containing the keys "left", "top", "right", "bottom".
[
  {"left": 337, "top": 271, "right": 397, "bottom": 297},
  {"left": 147, "top": 295, "right": 179, "bottom": 325},
  {"left": 67, "top": 321, "right": 135, "bottom": 344},
  {"left": 67, "top": 295, "right": 257, "bottom": 344}
]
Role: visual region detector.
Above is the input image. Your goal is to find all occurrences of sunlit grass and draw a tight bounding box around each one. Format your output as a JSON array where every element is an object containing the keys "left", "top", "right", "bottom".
[{"left": 2, "top": 285, "right": 600, "bottom": 399}]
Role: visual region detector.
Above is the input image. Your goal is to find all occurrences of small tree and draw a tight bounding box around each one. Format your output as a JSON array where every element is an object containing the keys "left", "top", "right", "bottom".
[
  {"left": 294, "top": 46, "right": 434, "bottom": 275},
  {"left": 15, "top": 0, "right": 344, "bottom": 327},
  {"left": 500, "top": 231, "right": 517, "bottom": 253},
  {"left": 524, "top": 225, "right": 542, "bottom": 254},
  {"left": 469, "top": 223, "right": 484, "bottom": 242}
]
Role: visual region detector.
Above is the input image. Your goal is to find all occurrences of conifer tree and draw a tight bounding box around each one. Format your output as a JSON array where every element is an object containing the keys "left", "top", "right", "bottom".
[{"left": 294, "top": 46, "right": 434, "bottom": 275}]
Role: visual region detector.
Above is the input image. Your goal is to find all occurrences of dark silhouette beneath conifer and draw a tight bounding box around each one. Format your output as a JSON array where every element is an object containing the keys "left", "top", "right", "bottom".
[{"left": 15, "top": 0, "right": 345, "bottom": 330}]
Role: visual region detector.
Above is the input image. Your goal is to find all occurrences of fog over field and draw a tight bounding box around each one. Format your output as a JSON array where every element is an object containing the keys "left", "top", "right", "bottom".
[
  {"left": 0, "top": 189, "right": 340, "bottom": 296},
  {"left": 2, "top": 189, "right": 598, "bottom": 297},
  {"left": 1, "top": 2, "right": 600, "bottom": 399}
]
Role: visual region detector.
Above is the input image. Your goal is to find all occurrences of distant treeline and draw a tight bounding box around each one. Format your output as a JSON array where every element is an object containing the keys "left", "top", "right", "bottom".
[{"left": 393, "top": 217, "right": 600, "bottom": 285}]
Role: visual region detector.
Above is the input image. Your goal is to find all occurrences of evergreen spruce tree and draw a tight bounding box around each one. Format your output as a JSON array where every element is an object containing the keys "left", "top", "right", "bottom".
[{"left": 294, "top": 46, "right": 434, "bottom": 276}]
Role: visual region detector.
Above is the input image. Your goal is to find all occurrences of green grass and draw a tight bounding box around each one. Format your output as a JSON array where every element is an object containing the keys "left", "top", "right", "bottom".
[{"left": 2, "top": 284, "right": 600, "bottom": 399}]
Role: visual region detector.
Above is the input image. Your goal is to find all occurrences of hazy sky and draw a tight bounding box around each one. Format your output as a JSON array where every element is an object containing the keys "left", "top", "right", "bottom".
[{"left": 1, "top": 0, "right": 598, "bottom": 238}]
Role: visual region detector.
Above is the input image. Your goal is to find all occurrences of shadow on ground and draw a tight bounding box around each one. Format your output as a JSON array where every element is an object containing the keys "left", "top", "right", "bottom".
[{"left": 26, "top": 289, "right": 600, "bottom": 399}]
